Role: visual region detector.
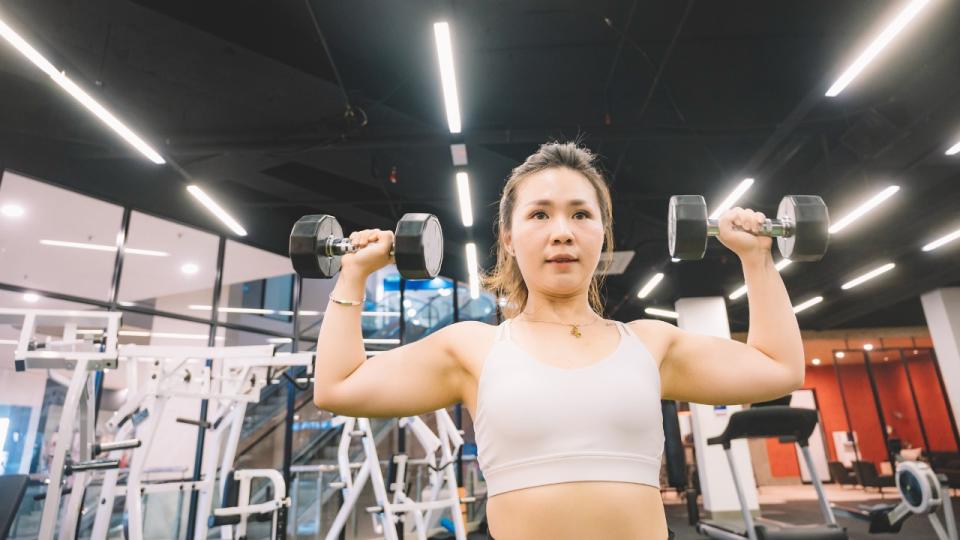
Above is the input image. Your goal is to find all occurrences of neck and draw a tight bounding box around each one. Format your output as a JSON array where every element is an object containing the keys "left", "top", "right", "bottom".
[{"left": 519, "top": 291, "right": 597, "bottom": 323}]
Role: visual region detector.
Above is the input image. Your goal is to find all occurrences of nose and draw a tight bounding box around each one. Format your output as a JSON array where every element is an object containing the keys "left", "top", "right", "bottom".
[{"left": 549, "top": 217, "right": 574, "bottom": 245}]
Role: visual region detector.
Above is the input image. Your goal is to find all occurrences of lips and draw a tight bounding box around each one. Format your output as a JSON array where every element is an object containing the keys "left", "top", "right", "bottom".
[{"left": 547, "top": 256, "right": 578, "bottom": 263}]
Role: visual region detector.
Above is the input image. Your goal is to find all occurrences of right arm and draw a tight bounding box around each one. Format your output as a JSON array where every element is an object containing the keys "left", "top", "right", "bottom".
[{"left": 311, "top": 228, "right": 469, "bottom": 418}]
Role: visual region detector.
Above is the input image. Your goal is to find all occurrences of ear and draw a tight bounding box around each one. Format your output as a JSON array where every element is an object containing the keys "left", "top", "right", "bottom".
[{"left": 502, "top": 231, "right": 514, "bottom": 257}]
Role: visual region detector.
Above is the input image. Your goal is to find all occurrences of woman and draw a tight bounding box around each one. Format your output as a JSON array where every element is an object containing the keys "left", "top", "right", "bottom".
[{"left": 313, "top": 142, "right": 805, "bottom": 539}]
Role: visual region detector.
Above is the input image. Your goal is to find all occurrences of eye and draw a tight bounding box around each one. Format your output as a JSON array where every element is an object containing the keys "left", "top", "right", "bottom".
[
  {"left": 531, "top": 210, "right": 548, "bottom": 219},
  {"left": 574, "top": 211, "right": 591, "bottom": 219}
]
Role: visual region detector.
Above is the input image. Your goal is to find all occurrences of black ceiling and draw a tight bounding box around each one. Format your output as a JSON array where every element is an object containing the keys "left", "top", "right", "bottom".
[{"left": 0, "top": 0, "right": 958, "bottom": 331}]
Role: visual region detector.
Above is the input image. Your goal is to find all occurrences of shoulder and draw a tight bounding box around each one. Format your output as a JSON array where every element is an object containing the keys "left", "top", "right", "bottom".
[
  {"left": 625, "top": 319, "right": 679, "bottom": 364},
  {"left": 626, "top": 318, "right": 678, "bottom": 336},
  {"left": 445, "top": 319, "right": 499, "bottom": 336},
  {"left": 431, "top": 320, "right": 499, "bottom": 354},
  {"left": 438, "top": 320, "right": 500, "bottom": 377}
]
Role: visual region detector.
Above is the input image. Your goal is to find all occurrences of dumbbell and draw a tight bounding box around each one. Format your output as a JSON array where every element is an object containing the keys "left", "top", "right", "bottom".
[
  {"left": 668, "top": 195, "right": 830, "bottom": 261},
  {"left": 289, "top": 213, "right": 443, "bottom": 279}
]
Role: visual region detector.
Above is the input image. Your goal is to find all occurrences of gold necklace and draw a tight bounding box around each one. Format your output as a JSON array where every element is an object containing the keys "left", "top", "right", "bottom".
[{"left": 517, "top": 313, "right": 603, "bottom": 338}]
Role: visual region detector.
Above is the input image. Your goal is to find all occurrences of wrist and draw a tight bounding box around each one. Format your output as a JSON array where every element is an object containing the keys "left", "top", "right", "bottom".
[{"left": 739, "top": 249, "right": 774, "bottom": 270}]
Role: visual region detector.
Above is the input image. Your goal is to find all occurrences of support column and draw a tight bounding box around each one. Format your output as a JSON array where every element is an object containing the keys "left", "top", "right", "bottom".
[{"left": 674, "top": 297, "right": 759, "bottom": 519}]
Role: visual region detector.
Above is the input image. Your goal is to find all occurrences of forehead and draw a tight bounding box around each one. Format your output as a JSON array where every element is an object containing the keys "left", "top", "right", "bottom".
[{"left": 514, "top": 167, "right": 599, "bottom": 207}]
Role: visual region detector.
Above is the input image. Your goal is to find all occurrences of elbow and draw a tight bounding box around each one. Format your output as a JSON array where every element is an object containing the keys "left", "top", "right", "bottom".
[
  {"left": 791, "top": 364, "right": 806, "bottom": 391},
  {"left": 313, "top": 385, "right": 334, "bottom": 411}
]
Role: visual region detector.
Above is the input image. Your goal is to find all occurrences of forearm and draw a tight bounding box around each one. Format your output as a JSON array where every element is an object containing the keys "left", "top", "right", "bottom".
[
  {"left": 742, "top": 252, "right": 805, "bottom": 382},
  {"left": 313, "top": 270, "right": 369, "bottom": 401}
]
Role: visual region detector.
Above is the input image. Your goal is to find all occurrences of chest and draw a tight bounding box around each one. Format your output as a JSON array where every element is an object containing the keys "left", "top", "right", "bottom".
[
  {"left": 459, "top": 322, "right": 668, "bottom": 420},
  {"left": 476, "top": 345, "right": 662, "bottom": 443}
]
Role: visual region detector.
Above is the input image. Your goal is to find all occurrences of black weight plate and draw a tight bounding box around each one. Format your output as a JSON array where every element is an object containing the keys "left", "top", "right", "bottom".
[
  {"left": 289, "top": 214, "right": 342, "bottom": 278},
  {"left": 669, "top": 195, "right": 708, "bottom": 260},
  {"left": 777, "top": 196, "right": 829, "bottom": 262},
  {"left": 394, "top": 213, "right": 443, "bottom": 279}
]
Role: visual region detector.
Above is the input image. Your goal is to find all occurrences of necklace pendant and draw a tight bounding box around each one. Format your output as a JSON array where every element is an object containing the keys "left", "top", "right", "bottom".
[{"left": 570, "top": 325, "right": 581, "bottom": 338}]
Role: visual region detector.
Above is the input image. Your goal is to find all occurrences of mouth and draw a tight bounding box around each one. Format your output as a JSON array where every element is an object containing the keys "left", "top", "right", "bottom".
[{"left": 546, "top": 257, "right": 578, "bottom": 264}]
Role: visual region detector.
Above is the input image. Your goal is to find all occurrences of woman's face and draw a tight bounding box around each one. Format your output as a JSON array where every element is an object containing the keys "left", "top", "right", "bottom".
[{"left": 505, "top": 167, "right": 605, "bottom": 299}]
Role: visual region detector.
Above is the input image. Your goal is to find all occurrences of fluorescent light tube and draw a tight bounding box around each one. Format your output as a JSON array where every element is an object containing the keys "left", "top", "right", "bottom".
[
  {"left": 829, "top": 185, "right": 899, "bottom": 234},
  {"left": 793, "top": 296, "right": 824, "bottom": 314},
  {"left": 637, "top": 273, "right": 664, "bottom": 299},
  {"left": 456, "top": 172, "right": 473, "bottom": 227},
  {"left": 826, "top": 0, "right": 933, "bottom": 97},
  {"left": 644, "top": 307, "right": 678, "bottom": 319},
  {"left": 922, "top": 227, "right": 960, "bottom": 251},
  {"left": 465, "top": 242, "right": 479, "bottom": 299},
  {"left": 433, "top": 22, "right": 462, "bottom": 134},
  {"left": 186, "top": 185, "right": 247, "bottom": 236},
  {"left": 841, "top": 262, "right": 895, "bottom": 290},
  {"left": 709, "top": 178, "right": 755, "bottom": 220}
]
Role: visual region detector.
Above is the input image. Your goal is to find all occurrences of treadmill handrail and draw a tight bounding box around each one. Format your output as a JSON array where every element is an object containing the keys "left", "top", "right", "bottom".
[{"left": 707, "top": 406, "right": 818, "bottom": 449}]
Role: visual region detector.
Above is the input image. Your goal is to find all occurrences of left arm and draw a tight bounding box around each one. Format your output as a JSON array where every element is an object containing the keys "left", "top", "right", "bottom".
[{"left": 649, "top": 208, "right": 806, "bottom": 405}]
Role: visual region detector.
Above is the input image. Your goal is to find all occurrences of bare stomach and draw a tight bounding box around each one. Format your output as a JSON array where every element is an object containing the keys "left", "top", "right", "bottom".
[{"left": 485, "top": 482, "right": 668, "bottom": 540}]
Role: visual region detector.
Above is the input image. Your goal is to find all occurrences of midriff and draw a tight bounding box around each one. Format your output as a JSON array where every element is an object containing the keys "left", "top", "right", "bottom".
[{"left": 485, "top": 481, "right": 668, "bottom": 540}]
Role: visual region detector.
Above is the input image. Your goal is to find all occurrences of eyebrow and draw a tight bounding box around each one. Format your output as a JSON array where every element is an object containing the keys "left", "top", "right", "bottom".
[{"left": 524, "top": 199, "right": 591, "bottom": 208}]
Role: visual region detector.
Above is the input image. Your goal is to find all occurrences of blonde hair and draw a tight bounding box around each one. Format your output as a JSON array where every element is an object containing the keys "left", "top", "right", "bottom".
[{"left": 482, "top": 141, "right": 615, "bottom": 319}]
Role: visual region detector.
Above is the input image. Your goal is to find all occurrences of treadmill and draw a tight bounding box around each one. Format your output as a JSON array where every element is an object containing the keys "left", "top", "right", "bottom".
[{"left": 696, "top": 406, "right": 849, "bottom": 540}]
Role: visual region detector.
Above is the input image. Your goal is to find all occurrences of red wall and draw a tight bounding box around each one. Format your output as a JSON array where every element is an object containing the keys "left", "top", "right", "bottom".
[{"left": 764, "top": 353, "right": 958, "bottom": 478}]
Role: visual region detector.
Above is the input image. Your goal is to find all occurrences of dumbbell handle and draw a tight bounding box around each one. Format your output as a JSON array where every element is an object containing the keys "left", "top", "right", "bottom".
[
  {"left": 706, "top": 217, "right": 795, "bottom": 238},
  {"left": 320, "top": 236, "right": 395, "bottom": 259}
]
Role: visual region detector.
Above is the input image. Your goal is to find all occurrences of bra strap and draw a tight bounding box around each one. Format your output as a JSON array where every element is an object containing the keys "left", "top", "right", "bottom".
[
  {"left": 495, "top": 319, "right": 512, "bottom": 341},
  {"left": 615, "top": 320, "right": 635, "bottom": 338}
]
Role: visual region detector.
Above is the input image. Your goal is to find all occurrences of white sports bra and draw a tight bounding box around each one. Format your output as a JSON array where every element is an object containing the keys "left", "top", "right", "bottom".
[{"left": 474, "top": 318, "right": 664, "bottom": 497}]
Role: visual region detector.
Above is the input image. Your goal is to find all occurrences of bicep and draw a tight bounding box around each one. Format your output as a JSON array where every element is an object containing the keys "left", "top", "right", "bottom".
[
  {"left": 314, "top": 322, "right": 470, "bottom": 418},
  {"left": 658, "top": 324, "right": 801, "bottom": 405}
]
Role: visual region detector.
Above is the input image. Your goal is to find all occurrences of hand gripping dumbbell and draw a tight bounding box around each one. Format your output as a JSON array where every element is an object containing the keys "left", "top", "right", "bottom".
[
  {"left": 289, "top": 213, "right": 444, "bottom": 279},
  {"left": 668, "top": 195, "right": 830, "bottom": 261}
]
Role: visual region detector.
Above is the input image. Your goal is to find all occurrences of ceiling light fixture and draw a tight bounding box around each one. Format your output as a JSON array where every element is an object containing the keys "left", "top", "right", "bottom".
[
  {"left": 456, "top": 172, "right": 473, "bottom": 227},
  {"left": 922, "top": 227, "right": 960, "bottom": 252},
  {"left": 709, "top": 178, "right": 755, "bottom": 220},
  {"left": 825, "top": 0, "right": 933, "bottom": 97},
  {"left": 793, "top": 296, "right": 824, "bottom": 314},
  {"left": 186, "top": 185, "right": 247, "bottom": 236},
  {"left": 637, "top": 273, "right": 664, "bottom": 299},
  {"left": 433, "top": 22, "right": 462, "bottom": 134},
  {"left": 829, "top": 186, "right": 899, "bottom": 234},
  {"left": 841, "top": 262, "right": 895, "bottom": 290},
  {"left": 0, "top": 17, "right": 165, "bottom": 163},
  {"left": 644, "top": 307, "right": 678, "bottom": 320}
]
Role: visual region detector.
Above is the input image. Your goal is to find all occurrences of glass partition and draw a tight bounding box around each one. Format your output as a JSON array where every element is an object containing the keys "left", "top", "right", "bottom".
[
  {"left": 118, "top": 211, "right": 219, "bottom": 319},
  {"left": 218, "top": 240, "right": 297, "bottom": 334},
  {"left": 0, "top": 171, "right": 124, "bottom": 301},
  {"left": 834, "top": 352, "right": 889, "bottom": 473},
  {"left": 902, "top": 349, "right": 958, "bottom": 453}
]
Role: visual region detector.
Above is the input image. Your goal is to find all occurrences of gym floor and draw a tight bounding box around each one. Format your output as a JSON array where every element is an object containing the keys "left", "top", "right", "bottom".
[
  {"left": 449, "top": 486, "right": 960, "bottom": 540},
  {"left": 663, "top": 485, "right": 960, "bottom": 540}
]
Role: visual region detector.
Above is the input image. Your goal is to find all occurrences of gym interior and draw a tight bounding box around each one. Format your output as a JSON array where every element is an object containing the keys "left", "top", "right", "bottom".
[{"left": 0, "top": 1, "right": 959, "bottom": 539}]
